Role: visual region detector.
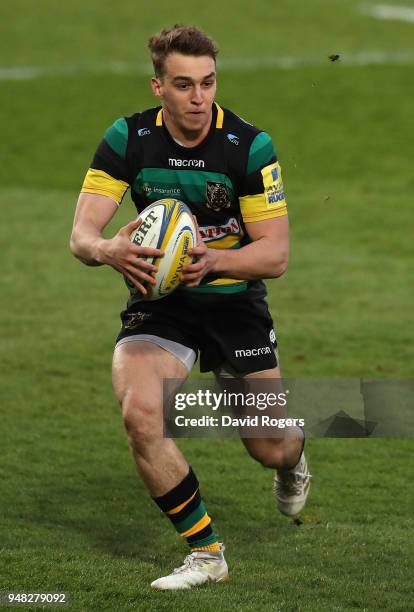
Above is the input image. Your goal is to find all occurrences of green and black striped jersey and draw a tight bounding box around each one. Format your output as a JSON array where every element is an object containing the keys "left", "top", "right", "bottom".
[{"left": 82, "top": 102, "right": 287, "bottom": 295}]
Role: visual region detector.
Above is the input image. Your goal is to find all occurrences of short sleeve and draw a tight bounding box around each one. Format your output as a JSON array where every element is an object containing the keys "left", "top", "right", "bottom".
[
  {"left": 81, "top": 117, "right": 130, "bottom": 205},
  {"left": 239, "top": 131, "right": 287, "bottom": 222}
]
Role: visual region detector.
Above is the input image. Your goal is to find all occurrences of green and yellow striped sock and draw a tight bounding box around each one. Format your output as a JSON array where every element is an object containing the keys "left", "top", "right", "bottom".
[{"left": 153, "top": 467, "right": 221, "bottom": 552}]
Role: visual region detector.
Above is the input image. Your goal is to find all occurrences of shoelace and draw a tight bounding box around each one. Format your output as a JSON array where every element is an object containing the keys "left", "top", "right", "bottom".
[
  {"left": 172, "top": 553, "right": 219, "bottom": 575},
  {"left": 276, "top": 470, "right": 312, "bottom": 496}
]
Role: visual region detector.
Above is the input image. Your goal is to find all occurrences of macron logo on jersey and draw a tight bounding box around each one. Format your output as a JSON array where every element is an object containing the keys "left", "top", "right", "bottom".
[{"left": 168, "top": 158, "right": 205, "bottom": 168}]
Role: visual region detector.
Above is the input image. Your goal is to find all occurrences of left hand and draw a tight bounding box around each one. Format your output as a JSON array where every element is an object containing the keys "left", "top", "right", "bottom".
[{"left": 181, "top": 217, "right": 217, "bottom": 287}]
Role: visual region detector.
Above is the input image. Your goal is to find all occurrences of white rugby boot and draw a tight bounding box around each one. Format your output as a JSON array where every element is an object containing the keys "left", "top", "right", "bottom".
[
  {"left": 274, "top": 451, "right": 311, "bottom": 516},
  {"left": 150, "top": 544, "right": 229, "bottom": 590}
]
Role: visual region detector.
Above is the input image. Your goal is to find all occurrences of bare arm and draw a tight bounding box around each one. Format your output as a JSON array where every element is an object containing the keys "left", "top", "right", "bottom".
[
  {"left": 181, "top": 214, "right": 289, "bottom": 287},
  {"left": 70, "top": 193, "right": 118, "bottom": 266},
  {"left": 70, "top": 193, "right": 163, "bottom": 295},
  {"left": 213, "top": 215, "right": 289, "bottom": 279}
]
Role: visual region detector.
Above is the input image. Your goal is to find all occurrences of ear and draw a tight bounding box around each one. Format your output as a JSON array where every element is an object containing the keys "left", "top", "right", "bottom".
[{"left": 151, "top": 76, "right": 162, "bottom": 98}]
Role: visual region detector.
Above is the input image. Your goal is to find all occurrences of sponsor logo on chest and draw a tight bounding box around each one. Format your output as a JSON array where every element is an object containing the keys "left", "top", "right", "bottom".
[
  {"left": 199, "top": 217, "right": 240, "bottom": 242},
  {"left": 142, "top": 182, "right": 181, "bottom": 197},
  {"left": 168, "top": 158, "right": 205, "bottom": 168}
]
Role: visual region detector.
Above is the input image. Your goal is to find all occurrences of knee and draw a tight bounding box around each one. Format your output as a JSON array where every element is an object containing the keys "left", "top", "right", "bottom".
[
  {"left": 245, "top": 439, "right": 287, "bottom": 470},
  {"left": 121, "top": 392, "right": 162, "bottom": 451}
]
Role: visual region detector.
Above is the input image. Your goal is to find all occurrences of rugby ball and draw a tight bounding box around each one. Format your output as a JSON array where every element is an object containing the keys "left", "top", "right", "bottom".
[{"left": 124, "top": 199, "right": 197, "bottom": 300}]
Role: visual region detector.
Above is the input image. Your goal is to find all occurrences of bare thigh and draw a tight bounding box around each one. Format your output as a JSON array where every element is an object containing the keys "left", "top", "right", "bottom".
[
  {"left": 112, "top": 341, "right": 190, "bottom": 495},
  {"left": 112, "top": 340, "right": 188, "bottom": 424}
]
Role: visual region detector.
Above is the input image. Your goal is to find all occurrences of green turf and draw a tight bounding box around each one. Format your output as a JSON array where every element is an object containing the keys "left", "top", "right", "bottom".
[{"left": 1, "top": 0, "right": 413, "bottom": 610}]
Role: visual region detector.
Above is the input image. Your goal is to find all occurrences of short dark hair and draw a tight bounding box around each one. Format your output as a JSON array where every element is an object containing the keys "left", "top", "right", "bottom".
[{"left": 148, "top": 25, "right": 218, "bottom": 78}]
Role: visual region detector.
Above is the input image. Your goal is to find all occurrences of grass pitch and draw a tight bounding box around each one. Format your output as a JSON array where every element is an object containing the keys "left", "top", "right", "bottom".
[{"left": 1, "top": 1, "right": 413, "bottom": 610}]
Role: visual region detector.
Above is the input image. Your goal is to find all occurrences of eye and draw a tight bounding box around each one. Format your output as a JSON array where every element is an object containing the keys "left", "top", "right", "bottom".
[{"left": 202, "top": 81, "right": 214, "bottom": 88}]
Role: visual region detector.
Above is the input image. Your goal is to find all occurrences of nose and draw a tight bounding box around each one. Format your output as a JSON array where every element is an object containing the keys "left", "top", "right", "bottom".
[{"left": 191, "top": 85, "right": 203, "bottom": 105}]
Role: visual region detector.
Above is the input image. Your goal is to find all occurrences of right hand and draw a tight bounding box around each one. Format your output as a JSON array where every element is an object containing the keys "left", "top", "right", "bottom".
[{"left": 97, "top": 218, "right": 164, "bottom": 296}]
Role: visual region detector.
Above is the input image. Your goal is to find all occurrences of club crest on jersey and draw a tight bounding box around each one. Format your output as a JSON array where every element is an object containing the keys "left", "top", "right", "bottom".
[
  {"left": 206, "top": 182, "right": 232, "bottom": 212},
  {"left": 124, "top": 312, "right": 152, "bottom": 329}
]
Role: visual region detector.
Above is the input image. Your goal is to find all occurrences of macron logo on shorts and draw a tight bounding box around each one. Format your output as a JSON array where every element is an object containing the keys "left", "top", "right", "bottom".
[{"left": 234, "top": 346, "right": 272, "bottom": 358}]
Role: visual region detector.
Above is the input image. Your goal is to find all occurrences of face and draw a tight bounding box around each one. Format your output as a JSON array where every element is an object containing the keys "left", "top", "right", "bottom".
[{"left": 151, "top": 52, "right": 216, "bottom": 136}]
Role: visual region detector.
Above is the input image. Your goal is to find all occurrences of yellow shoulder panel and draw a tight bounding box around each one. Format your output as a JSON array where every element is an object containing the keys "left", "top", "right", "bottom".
[{"left": 81, "top": 169, "right": 129, "bottom": 204}]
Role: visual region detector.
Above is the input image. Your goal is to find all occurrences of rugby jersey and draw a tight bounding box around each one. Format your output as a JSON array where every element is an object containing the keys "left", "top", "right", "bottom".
[{"left": 81, "top": 102, "right": 287, "bottom": 296}]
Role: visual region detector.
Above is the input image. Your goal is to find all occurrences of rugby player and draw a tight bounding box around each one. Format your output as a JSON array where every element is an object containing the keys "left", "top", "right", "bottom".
[{"left": 70, "top": 25, "right": 310, "bottom": 590}]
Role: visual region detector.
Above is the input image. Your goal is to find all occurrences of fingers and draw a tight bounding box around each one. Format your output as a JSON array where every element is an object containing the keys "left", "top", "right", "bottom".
[
  {"left": 181, "top": 261, "right": 205, "bottom": 288},
  {"left": 192, "top": 215, "right": 204, "bottom": 245},
  {"left": 182, "top": 274, "right": 202, "bottom": 284},
  {"left": 123, "top": 262, "right": 157, "bottom": 286},
  {"left": 183, "top": 278, "right": 201, "bottom": 288},
  {"left": 188, "top": 245, "right": 206, "bottom": 257},
  {"left": 119, "top": 251, "right": 158, "bottom": 276},
  {"left": 112, "top": 253, "right": 158, "bottom": 290},
  {"left": 119, "top": 218, "right": 165, "bottom": 259},
  {"left": 128, "top": 256, "right": 158, "bottom": 273},
  {"left": 113, "top": 265, "right": 148, "bottom": 295},
  {"left": 120, "top": 217, "right": 142, "bottom": 236},
  {"left": 130, "top": 245, "right": 164, "bottom": 258},
  {"left": 119, "top": 219, "right": 165, "bottom": 259},
  {"left": 182, "top": 261, "right": 204, "bottom": 276},
  {"left": 125, "top": 248, "right": 163, "bottom": 279}
]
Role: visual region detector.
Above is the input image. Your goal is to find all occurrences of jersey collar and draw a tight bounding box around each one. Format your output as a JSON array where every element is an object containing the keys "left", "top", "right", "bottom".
[{"left": 155, "top": 102, "right": 224, "bottom": 129}]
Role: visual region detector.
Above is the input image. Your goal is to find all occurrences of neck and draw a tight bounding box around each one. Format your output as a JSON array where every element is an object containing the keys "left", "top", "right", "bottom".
[{"left": 162, "top": 107, "right": 212, "bottom": 148}]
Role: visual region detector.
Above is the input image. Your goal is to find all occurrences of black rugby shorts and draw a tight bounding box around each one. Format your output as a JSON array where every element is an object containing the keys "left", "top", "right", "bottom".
[{"left": 115, "top": 286, "right": 278, "bottom": 375}]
